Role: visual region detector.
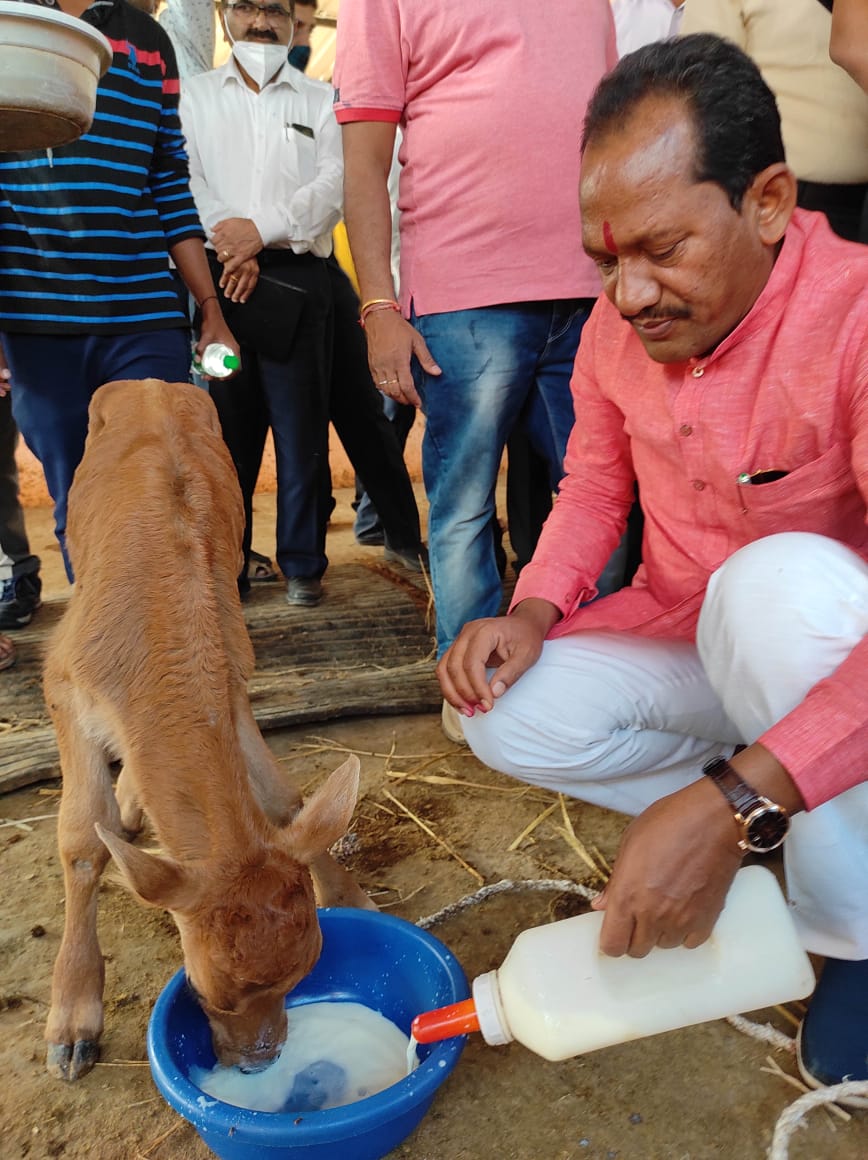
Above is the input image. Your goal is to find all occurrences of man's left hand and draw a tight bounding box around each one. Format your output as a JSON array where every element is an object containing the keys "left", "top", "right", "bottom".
[
  {"left": 220, "top": 256, "right": 259, "bottom": 304},
  {"left": 211, "top": 218, "right": 264, "bottom": 276},
  {"left": 592, "top": 777, "right": 744, "bottom": 957}
]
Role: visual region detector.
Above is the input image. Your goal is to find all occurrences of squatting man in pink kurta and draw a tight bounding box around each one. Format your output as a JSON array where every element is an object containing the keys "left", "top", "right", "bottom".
[{"left": 439, "top": 35, "right": 868, "bottom": 1101}]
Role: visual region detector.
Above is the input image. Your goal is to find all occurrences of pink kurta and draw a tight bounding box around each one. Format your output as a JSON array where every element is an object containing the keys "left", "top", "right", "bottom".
[{"left": 513, "top": 210, "right": 868, "bottom": 808}]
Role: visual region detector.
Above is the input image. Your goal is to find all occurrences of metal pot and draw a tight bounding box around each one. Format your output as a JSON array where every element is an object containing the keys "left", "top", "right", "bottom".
[{"left": 0, "top": 0, "right": 112, "bottom": 151}]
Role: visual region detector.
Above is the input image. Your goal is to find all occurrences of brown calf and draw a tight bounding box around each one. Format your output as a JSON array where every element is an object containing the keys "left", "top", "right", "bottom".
[{"left": 43, "top": 379, "right": 372, "bottom": 1082}]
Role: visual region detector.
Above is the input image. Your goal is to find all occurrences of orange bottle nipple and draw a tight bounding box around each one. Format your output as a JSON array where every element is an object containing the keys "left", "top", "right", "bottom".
[{"left": 411, "top": 997, "right": 480, "bottom": 1044}]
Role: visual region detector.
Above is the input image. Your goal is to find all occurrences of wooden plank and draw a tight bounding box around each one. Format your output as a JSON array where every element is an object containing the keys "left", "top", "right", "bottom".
[{"left": 1, "top": 562, "right": 441, "bottom": 795}]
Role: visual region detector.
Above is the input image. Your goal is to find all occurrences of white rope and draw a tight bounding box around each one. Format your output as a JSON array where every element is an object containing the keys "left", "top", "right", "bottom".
[
  {"left": 726, "top": 1013, "right": 795, "bottom": 1055},
  {"left": 415, "top": 877, "right": 598, "bottom": 930},
  {"left": 413, "top": 877, "right": 867, "bottom": 1160},
  {"left": 768, "top": 1082, "right": 868, "bottom": 1159}
]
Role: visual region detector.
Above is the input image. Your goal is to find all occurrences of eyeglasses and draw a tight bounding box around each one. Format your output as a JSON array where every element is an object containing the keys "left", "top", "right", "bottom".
[{"left": 223, "top": 2, "right": 294, "bottom": 23}]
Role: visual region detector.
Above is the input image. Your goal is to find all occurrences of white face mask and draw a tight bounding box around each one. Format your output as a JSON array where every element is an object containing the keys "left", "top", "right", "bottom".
[{"left": 232, "top": 40, "right": 288, "bottom": 87}]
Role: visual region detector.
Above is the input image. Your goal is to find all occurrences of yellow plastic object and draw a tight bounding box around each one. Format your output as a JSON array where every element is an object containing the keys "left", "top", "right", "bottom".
[{"left": 333, "top": 221, "right": 360, "bottom": 294}]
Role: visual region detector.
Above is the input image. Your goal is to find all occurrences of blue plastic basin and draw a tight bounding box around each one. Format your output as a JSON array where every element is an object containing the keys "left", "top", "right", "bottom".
[{"left": 147, "top": 908, "right": 469, "bottom": 1160}]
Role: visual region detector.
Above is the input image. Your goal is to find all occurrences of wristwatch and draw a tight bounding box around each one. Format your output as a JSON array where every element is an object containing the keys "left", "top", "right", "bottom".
[{"left": 702, "top": 756, "right": 790, "bottom": 854}]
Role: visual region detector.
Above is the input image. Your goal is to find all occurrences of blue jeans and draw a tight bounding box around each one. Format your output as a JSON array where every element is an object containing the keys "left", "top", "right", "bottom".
[
  {"left": 4, "top": 328, "right": 190, "bottom": 579},
  {"left": 412, "top": 300, "right": 590, "bottom": 656}
]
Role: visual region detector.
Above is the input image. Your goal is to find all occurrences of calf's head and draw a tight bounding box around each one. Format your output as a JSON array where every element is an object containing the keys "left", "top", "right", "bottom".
[{"left": 97, "top": 756, "right": 361, "bottom": 1071}]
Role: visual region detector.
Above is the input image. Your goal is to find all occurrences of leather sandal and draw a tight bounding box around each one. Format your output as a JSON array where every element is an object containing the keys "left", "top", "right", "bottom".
[
  {"left": 247, "top": 550, "right": 278, "bottom": 582},
  {"left": 0, "top": 632, "right": 17, "bottom": 672}
]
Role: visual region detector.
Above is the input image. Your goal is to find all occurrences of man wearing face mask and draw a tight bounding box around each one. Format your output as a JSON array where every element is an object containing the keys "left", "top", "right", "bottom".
[{"left": 180, "top": 0, "right": 343, "bottom": 606}]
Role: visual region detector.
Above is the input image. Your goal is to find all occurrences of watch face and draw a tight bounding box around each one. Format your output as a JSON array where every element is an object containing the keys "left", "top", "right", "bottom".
[{"left": 745, "top": 806, "right": 790, "bottom": 853}]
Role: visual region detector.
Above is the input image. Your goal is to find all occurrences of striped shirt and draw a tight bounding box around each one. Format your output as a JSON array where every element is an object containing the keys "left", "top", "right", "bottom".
[{"left": 0, "top": 0, "right": 204, "bottom": 335}]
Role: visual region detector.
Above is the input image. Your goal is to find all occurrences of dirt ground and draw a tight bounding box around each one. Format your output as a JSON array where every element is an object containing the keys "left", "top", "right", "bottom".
[{"left": 1, "top": 490, "right": 865, "bottom": 1160}]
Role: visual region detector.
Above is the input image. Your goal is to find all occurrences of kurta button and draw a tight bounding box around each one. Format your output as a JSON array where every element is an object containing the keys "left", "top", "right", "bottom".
[
  {"left": 679, "top": 424, "right": 693, "bottom": 436},
  {"left": 692, "top": 479, "right": 706, "bottom": 491},
  {"left": 692, "top": 366, "right": 705, "bottom": 378}
]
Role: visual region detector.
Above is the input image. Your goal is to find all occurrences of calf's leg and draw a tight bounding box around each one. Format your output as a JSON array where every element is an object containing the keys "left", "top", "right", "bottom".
[{"left": 45, "top": 706, "right": 124, "bottom": 1080}]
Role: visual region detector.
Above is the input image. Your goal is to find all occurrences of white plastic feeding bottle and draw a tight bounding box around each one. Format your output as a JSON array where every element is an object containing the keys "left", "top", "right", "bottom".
[
  {"left": 192, "top": 341, "right": 240, "bottom": 379},
  {"left": 412, "top": 865, "right": 815, "bottom": 1062}
]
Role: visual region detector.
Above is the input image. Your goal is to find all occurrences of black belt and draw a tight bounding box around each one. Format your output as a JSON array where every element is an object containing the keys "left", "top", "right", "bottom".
[{"left": 257, "top": 248, "right": 321, "bottom": 269}]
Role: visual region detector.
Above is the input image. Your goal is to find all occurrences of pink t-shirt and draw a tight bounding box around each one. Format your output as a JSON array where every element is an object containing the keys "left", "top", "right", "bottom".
[
  {"left": 511, "top": 210, "right": 868, "bottom": 809},
  {"left": 333, "top": 0, "right": 617, "bottom": 315}
]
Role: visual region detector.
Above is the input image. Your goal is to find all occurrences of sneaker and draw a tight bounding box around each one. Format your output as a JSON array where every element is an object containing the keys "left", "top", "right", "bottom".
[
  {"left": 796, "top": 956, "right": 868, "bottom": 1108},
  {"left": 0, "top": 572, "right": 42, "bottom": 629},
  {"left": 285, "top": 577, "right": 323, "bottom": 607},
  {"left": 441, "top": 698, "right": 469, "bottom": 746},
  {"left": 383, "top": 544, "right": 429, "bottom": 574}
]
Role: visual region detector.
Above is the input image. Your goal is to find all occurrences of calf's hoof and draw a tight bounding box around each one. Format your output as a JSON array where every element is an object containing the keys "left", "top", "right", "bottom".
[{"left": 46, "top": 1038, "right": 100, "bottom": 1081}]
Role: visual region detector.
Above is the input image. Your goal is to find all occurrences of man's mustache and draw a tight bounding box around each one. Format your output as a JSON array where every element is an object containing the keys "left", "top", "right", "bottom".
[
  {"left": 244, "top": 30, "right": 279, "bottom": 41},
  {"left": 623, "top": 307, "right": 692, "bottom": 324}
]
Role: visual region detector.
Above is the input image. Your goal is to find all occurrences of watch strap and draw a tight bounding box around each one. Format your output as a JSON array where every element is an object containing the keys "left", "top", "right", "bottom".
[{"left": 702, "top": 755, "right": 764, "bottom": 819}]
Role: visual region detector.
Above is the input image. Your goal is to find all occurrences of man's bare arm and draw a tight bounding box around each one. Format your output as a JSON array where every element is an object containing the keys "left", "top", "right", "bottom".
[
  {"left": 341, "top": 121, "right": 440, "bottom": 405},
  {"left": 341, "top": 121, "right": 399, "bottom": 305}
]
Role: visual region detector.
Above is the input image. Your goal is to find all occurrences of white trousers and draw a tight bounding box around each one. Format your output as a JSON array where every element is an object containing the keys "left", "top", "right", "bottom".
[{"left": 465, "top": 533, "right": 868, "bottom": 959}]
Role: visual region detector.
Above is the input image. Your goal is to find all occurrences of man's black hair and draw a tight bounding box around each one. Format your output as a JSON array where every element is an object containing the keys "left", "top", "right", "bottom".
[{"left": 582, "top": 34, "right": 785, "bottom": 211}]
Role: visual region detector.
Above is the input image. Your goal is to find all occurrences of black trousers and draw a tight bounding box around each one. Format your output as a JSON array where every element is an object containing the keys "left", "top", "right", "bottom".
[
  {"left": 208, "top": 250, "right": 333, "bottom": 583},
  {"left": 325, "top": 256, "right": 422, "bottom": 551}
]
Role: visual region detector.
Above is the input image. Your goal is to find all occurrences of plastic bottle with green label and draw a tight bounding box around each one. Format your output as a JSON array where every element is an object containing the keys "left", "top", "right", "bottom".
[{"left": 192, "top": 342, "right": 240, "bottom": 379}]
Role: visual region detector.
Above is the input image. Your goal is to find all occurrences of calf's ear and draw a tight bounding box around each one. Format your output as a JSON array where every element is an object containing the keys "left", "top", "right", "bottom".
[
  {"left": 95, "top": 823, "right": 200, "bottom": 911},
  {"left": 282, "top": 754, "right": 360, "bottom": 864}
]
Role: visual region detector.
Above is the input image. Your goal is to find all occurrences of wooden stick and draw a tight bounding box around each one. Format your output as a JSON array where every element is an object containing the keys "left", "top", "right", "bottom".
[
  {"left": 291, "top": 736, "right": 455, "bottom": 762},
  {"left": 137, "top": 1118, "right": 185, "bottom": 1158},
  {"left": 761, "top": 1054, "right": 851, "bottom": 1124},
  {"left": 508, "top": 802, "right": 559, "bottom": 851},
  {"left": 592, "top": 843, "right": 613, "bottom": 876},
  {"left": 557, "top": 795, "right": 610, "bottom": 881},
  {"left": 773, "top": 1004, "right": 803, "bottom": 1031},
  {"left": 386, "top": 769, "right": 540, "bottom": 795},
  {"left": 382, "top": 789, "right": 484, "bottom": 884},
  {"left": 0, "top": 812, "right": 59, "bottom": 831}
]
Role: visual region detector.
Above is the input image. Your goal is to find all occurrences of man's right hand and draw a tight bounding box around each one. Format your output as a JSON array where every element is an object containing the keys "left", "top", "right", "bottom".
[
  {"left": 437, "top": 598, "right": 560, "bottom": 716},
  {"left": 364, "top": 309, "right": 440, "bottom": 408}
]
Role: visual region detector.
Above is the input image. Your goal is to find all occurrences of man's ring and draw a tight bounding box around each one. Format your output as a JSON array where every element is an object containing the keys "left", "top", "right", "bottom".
[
  {"left": 378, "top": 378, "right": 399, "bottom": 386},
  {"left": 221, "top": 249, "right": 232, "bottom": 259}
]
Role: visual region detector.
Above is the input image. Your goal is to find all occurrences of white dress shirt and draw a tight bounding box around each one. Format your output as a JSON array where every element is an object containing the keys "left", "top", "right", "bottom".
[
  {"left": 611, "top": 0, "right": 685, "bottom": 57},
  {"left": 180, "top": 58, "right": 343, "bottom": 256}
]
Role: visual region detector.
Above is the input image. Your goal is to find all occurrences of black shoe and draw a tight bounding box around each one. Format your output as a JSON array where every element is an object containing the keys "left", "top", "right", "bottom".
[
  {"left": 355, "top": 530, "right": 385, "bottom": 547},
  {"left": 0, "top": 572, "right": 42, "bottom": 629},
  {"left": 285, "top": 577, "right": 323, "bottom": 606},
  {"left": 383, "top": 544, "right": 429, "bottom": 573},
  {"left": 796, "top": 956, "right": 868, "bottom": 1108}
]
